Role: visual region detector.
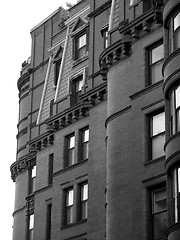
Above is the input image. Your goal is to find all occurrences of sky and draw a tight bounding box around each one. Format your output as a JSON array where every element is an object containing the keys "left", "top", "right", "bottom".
[{"left": 0, "top": 0, "right": 76, "bottom": 239}]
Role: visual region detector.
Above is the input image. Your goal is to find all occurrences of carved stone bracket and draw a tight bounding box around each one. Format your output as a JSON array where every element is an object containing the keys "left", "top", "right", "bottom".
[
  {"left": 46, "top": 83, "right": 107, "bottom": 133},
  {"left": 99, "top": 39, "right": 131, "bottom": 81},
  {"left": 10, "top": 153, "right": 36, "bottom": 182},
  {"left": 29, "top": 134, "right": 55, "bottom": 152}
]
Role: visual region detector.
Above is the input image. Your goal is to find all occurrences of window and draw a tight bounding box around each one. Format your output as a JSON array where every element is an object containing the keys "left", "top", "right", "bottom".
[
  {"left": 170, "top": 85, "right": 180, "bottom": 135},
  {"left": 171, "top": 167, "right": 180, "bottom": 223},
  {"left": 150, "top": 111, "right": 165, "bottom": 160},
  {"left": 53, "top": 46, "right": 63, "bottom": 87},
  {"left": 28, "top": 214, "right": 34, "bottom": 240},
  {"left": 80, "top": 183, "right": 88, "bottom": 220},
  {"left": 49, "top": 99, "right": 54, "bottom": 117},
  {"left": 48, "top": 154, "right": 53, "bottom": 185},
  {"left": 29, "top": 166, "right": 36, "bottom": 195},
  {"left": 65, "top": 188, "right": 74, "bottom": 225},
  {"left": 80, "top": 128, "right": 89, "bottom": 161},
  {"left": 148, "top": 42, "right": 164, "bottom": 85},
  {"left": 169, "top": 11, "right": 180, "bottom": 53},
  {"left": 65, "top": 134, "right": 75, "bottom": 167},
  {"left": 75, "top": 33, "right": 87, "bottom": 60},
  {"left": 46, "top": 204, "right": 52, "bottom": 240},
  {"left": 151, "top": 187, "right": 167, "bottom": 240},
  {"left": 70, "top": 74, "right": 84, "bottom": 105},
  {"left": 101, "top": 26, "right": 108, "bottom": 49}
]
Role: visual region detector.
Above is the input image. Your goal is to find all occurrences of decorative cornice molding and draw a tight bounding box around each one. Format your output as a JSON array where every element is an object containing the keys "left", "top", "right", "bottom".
[
  {"left": 105, "top": 105, "right": 132, "bottom": 128},
  {"left": 10, "top": 153, "right": 36, "bottom": 182},
  {"left": 46, "top": 83, "right": 107, "bottom": 133}
]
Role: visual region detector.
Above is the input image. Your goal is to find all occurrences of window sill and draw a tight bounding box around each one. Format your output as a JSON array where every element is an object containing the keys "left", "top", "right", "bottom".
[
  {"left": 53, "top": 159, "right": 88, "bottom": 177},
  {"left": 72, "top": 53, "right": 89, "bottom": 68},
  {"left": 61, "top": 219, "right": 87, "bottom": 230},
  {"left": 144, "top": 155, "right": 165, "bottom": 166}
]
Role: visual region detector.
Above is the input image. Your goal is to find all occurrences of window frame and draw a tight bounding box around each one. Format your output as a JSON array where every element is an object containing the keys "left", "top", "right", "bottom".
[
  {"left": 73, "top": 28, "right": 88, "bottom": 61},
  {"left": 79, "top": 182, "right": 88, "bottom": 220},
  {"left": 79, "top": 127, "right": 89, "bottom": 162},
  {"left": 65, "top": 133, "right": 75, "bottom": 168},
  {"left": 64, "top": 188, "right": 74, "bottom": 225},
  {"left": 48, "top": 154, "right": 54, "bottom": 185},
  {"left": 68, "top": 68, "right": 86, "bottom": 106},
  {"left": 148, "top": 185, "right": 167, "bottom": 240},
  {"left": 28, "top": 213, "right": 34, "bottom": 240},
  {"left": 46, "top": 204, "right": 52, "bottom": 240},
  {"left": 148, "top": 109, "right": 165, "bottom": 161},
  {"left": 146, "top": 40, "right": 164, "bottom": 86},
  {"left": 29, "top": 165, "right": 36, "bottom": 195},
  {"left": 168, "top": 10, "right": 180, "bottom": 53},
  {"left": 169, "top": 84, "right": 180, "bottom": 136}
]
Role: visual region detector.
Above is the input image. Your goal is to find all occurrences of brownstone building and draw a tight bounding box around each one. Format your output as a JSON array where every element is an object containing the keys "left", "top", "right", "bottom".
[{"left": 10, "top": 0, "right": 180, "bottom": 240}]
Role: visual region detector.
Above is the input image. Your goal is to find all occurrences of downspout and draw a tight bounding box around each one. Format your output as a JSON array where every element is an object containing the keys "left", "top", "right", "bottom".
[{"left": 54, "top": 26, "right": 70, "bottom": 102}]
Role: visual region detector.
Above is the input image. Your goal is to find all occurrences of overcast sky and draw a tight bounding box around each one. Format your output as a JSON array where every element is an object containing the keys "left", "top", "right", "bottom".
[{"left": 0, "top": 1, "right": 76, "bottom": 238}]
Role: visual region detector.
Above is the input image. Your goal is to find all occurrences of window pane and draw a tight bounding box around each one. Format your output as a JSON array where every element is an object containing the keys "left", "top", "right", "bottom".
[
  {"left": 152, "top": 134, "right": 165, "bottom": 159},
  {"left": 83, "top": 142, "right": 89, "bottom": 160},
  {"left": 151, "top": 60, "right": 163, "bottom": 84},
  {"left": 151, "top": 44, "right": 164, "bottom": 64},
  {"left": 69, "top": 136, "right": 75, "bottom": 149},
  {"left": 153, "top": 188, "right": 167, "bottom": 213},
  {"left": 77, "top": 46, "right": 86, "bottom": 58},
  {"left": 76, "top": 78, "right": 84, "bottom": 92},
  {"left": 178, "top": 168, "right": 180, "bottom": 193},
  {"left": 174, "top": 12, "right": 180, "bottom": 31},
  {"left": 83, "top": 129, "right": 89, "bottom": 142},
  {"left": 82, "top": 201, "right": 88, "bottom": 219},
  {"left": 153, "top": 211, "right": 167, "bottom": 240},
  {"left": 78, "top": 34, "right": 86, "bottom": 48},
  {"left": 67, "top": 206, "right": 73, "bottom": 224},
  {"left": 174, "top": 28, "right": 180, "bottom": 50},
  {"left": 175, "top": 86, "right": 180, "bottom": 108},
  {"left": 152, "top": 112, "right": 165, "bottom": 136},
  {"left": 67, "top": 189, "right": 73, "bottom": 206},
  {"left": 32, "top": 166, "right": 36, "bottom": 178},
  {"left": 68, "top": 149, "right": 75, "bottom": 165},
  {"left": 29, "top": 214, "right": 34, "bottom": 230},
  {"left": 82, "top": 184, "right": 88, "bottom": 201}
]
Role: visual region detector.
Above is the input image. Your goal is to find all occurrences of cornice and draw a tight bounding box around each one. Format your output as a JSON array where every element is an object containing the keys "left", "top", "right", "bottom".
[
  {"left": 99, "top": 2, "right": 164, "bottom": 82},
  {"left": 46, "top": 83, "right": 107, "bottom": 134},
  {"left": 10, "top": 152, "right": 36, "bottom": 182}
]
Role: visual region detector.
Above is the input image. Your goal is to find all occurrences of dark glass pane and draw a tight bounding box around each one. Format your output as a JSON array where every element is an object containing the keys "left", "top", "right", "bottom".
[
  {"left": 77, "top": 46, "right": 86, "bottom": 58},
  {"left": 83, "top": 143, "right": 89, "bottom": 160},
  {"left": 68, "top": 149, "right": 74, "bottom": 165},
  {"left": 152, "top": 133, "right": 165, "bottom": 159},
  {"left": 67, "top": 206, "right": 73, "bottom": 224},
  {"left": 153, "top": 211, "right": 167, "bottom": 240},
  {"left": 151, "top": 60, "right": 163, "bottom": 84},
  {"left": 174, "top": 28, "right": 180, "bottom": 50},
  {"left": 81, "top": 201, "right": 88, "bottom": 219}
]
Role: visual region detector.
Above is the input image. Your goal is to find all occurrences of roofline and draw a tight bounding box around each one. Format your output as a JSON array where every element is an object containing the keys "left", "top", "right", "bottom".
[{"left": 30, "top": 8, "right": 60, "bottom": 33}]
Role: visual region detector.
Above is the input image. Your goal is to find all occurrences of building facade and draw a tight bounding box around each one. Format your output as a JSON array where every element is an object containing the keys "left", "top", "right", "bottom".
[{"left": 10, "top": 0, "right": 180, "bottom": 240}]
